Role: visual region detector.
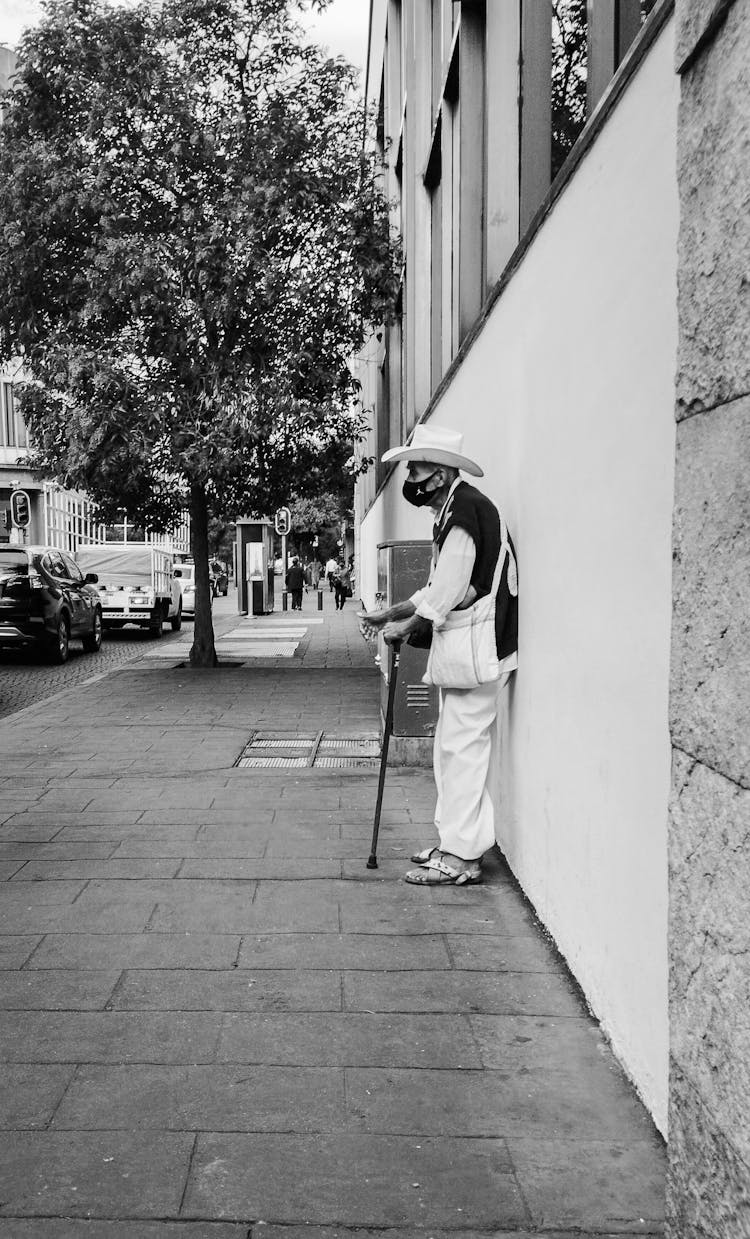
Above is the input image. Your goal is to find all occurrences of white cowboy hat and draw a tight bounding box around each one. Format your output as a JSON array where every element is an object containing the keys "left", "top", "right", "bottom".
[{"left": 381, "top": 423, "right": 483, "bottom": 477}]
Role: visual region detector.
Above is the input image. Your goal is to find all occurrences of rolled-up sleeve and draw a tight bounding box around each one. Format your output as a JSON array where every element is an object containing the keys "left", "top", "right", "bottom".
[{"left": 408, "top": 528, "right": 475, "bottom": 627}]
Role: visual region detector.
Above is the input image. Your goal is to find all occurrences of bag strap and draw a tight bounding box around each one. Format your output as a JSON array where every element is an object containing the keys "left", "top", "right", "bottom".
[{"left": 486, "top": 515, "right": 510, "bottom": 603}]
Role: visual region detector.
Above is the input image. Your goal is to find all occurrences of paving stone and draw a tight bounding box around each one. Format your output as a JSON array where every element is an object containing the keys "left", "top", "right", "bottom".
[
  {"left": 27, "top": 932, "right": 241, "bottom": 971},
  {"left": 184, "top": 1132, "right": 524, "bottom": 1227},
  {"left": 344, "top": 970, "right": 584, "bottom": 1016},
  {"left": 339, "top": 897, "right": 541, "bottom": 936},
  {"left": 0, "top": 861, "right": 25, "bottom": 879},
  {"left": 108, "top": 839, "right": 261, "bottom": 859},
  {"left": 52, "top": 825, "right": 201, "bottom": 842},
  {"left": 110, "top": 967, "right": 342, "bottom": 1012},
  {"left": 0, "top": 843, "right": 117, "bottom": 860},
  {"left": 0, "top": 1063, "right": 75, "bottom": 1128},
  {"left": 0, "top": 935, "right": 41, "bottom": 968},
  {"left": 0, "top": 1010, "right": 223, "bottom": 1064},
  {"left": 0, "top": 903, "right": 155, "bottom": 934},
  {"left": 0, "top": 1222, "right": 249, "bottom": 1237},
  {"left": 264, "top": 837, "right": 387, "bottom": 859},
  {"left": 446, "top": 931, "right": 561, "bottom": 972},
  {"left": 469, "top": 1014, "right": 615, "bottom": 1071},
  {"left": 151, "top": 884, "right": 340, "bottom": 933},
  {"left": 79, "top": 878, "right": 257, "bottom": 904},
  {"left": 53, "top": 1063, "right": 344, "bottom": 1131},
  {"left": 0, "top": 970, "right": 118, "bottom": 1010},
  {"left": 237, "top": 932, "right": 451, "bottom": 971},
  {"left": 0, "top": 879, "right": 89, "bottom": 905},
  {"left": 137, "top": 808, "right": 272, "bottom": 826},
  {"left": 0, "top": 825, "right": 61, "bottom": 842},
  {"left": 11, "top": 860, "right": 181, "bottom": 880},
  {"left": 218, "top": 1012, "right": 481, "bottom": 1068},
  {"left": 508, "top": 1137, "right": 666, "bottom": 1231},
  {"left": 0, "top": 1130, "right": 194, "bottom": 1217},
  {"left": 256, "top": 1230, "right": 648, "bottom": 1239},
  {"left": 345, "top": 1065, "right": 657, "bottom": 1140},
  {"left": 178, "top": 858, "right": 341, "bottom": 880}
]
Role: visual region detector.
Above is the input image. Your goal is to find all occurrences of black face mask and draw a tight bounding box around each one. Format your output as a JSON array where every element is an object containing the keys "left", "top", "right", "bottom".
[{"left": 402, "top": 469, "right": 440, "bottom": 507}]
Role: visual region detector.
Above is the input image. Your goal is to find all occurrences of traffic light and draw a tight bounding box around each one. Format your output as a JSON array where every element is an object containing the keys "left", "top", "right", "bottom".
[
  {"left": 10, "top": 489, "right": 31, "bottom": 530},
  {"left": 274, "top": 507, "right": 291, "bottom": 537}
]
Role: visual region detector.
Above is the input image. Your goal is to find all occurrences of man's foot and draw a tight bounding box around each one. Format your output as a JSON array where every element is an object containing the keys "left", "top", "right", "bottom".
[{"left": 404, "top": 851, "right": 482, "bottom": 886}]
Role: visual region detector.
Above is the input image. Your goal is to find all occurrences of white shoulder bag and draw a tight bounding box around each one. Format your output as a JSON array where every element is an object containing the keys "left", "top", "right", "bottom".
[{"left": 423, "top": 515, "right": 516, "bottom": 690}]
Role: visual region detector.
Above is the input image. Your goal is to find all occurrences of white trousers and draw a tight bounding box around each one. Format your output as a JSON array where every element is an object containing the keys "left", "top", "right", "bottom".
[{"left": 433, "top": 673, "right": 511, "bottom": 861}]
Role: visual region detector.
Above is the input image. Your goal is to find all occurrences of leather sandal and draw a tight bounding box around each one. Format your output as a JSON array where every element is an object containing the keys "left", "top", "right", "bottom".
[
  {"left": 404, "top": 855, "right": 483, "bottom": 885},
  {"left": 409, "top": 846, "right": 439, "bottom": 865}
]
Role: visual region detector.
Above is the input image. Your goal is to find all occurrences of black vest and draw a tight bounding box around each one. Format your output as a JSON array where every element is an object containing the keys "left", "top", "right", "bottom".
[{"left": 434, "top": 481, "right": 518, "bottom": 661}]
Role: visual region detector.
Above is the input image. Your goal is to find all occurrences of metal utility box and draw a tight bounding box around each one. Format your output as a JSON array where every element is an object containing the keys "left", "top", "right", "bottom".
[
  {"left": 235, "top": 518, "right": 275, "bottom": 615},
  {"left": 377, "top": 540, "right": 440, "bottom": 766}
]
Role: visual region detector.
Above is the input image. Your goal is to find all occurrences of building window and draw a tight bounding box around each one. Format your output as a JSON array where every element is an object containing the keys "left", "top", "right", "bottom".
[
  {"left": 0, "top": 382, "right": 26, "bottom": 449},
  {"left": 552, "top": 1, "right": 588, "bottom": 181}
]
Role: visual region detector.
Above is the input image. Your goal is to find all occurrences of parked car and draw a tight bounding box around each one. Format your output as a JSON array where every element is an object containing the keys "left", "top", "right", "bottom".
[
  {"left": 173, "top": 562, "right": 199, "bottom": 620},
  {"left": 0, "top": 545, "right": 103, "bottom": 663}
]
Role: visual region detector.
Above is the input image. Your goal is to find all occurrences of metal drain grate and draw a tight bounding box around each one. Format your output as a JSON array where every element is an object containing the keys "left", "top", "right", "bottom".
[
  {"left": 315, "top": 756, "right": 382, "bottom": 769},
  {"left": 237, "top": 756, "right": 309, "bottom": 769},
  {"left": 235, "top": 731, "right": 382, "bottom": 769}
]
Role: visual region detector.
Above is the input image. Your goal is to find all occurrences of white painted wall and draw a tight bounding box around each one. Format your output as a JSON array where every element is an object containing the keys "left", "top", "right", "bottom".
[{"left": 358, "top": 19, "right": 678, "bottom": 1133}]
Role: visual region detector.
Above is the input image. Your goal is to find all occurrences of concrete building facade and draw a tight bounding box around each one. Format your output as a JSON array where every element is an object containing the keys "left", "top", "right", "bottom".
[
  {"left": 357, "top": 0, "right": 677, "bottom": 1135},
  {"left": 356, "top": 2, "right": 750, "bottom": 1221},
  {"left": 354, "top": 0, "right": 743, "bottom": 1219}
]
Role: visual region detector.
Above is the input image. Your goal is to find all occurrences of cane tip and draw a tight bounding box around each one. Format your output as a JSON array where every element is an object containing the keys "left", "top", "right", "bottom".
[{"left": 366, "top": 856, "right": 378, "bottom": 870}]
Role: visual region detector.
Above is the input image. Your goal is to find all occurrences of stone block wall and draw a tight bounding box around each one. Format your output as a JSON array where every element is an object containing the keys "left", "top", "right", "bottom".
[{"left": 669, "top": 0, "right": 750, "bottom": 1233}]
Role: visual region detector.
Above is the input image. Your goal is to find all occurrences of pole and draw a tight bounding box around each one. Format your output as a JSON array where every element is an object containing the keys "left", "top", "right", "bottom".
[
  {"left": 282, "top": 532, "right": 287, "bottom": 580},
  {"left": 367, "top": 639, "right": 402, "bottom": 870}
]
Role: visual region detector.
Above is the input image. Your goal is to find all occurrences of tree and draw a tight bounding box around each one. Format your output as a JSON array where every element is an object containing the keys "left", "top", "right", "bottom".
[
  {"left": 0, "top": 0, "right": 398, "bottom": 664},
  {"left": 551, "top": 1, "right": 588, "bottom": 180},
  {"left": 288, "top": 490, "right": 345, "bottom": 559}
]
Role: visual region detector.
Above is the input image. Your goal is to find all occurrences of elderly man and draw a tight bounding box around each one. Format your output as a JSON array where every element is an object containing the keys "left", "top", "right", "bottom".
[{"left": 360, "top": 425, "right": 518, "bottom": 886}]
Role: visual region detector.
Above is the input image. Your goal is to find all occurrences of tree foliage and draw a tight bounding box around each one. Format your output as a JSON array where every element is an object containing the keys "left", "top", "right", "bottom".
[
  {"left": 551, "top": 0, "right": 588, "bottom": 180},
  {"left": 0, "top": 0, "right": 398, "bottom": 662}
]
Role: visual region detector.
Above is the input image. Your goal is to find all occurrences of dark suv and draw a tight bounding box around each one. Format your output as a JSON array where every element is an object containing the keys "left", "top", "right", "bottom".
[{"left": 0, "top": 546, "right": 103, "bottom": 664}]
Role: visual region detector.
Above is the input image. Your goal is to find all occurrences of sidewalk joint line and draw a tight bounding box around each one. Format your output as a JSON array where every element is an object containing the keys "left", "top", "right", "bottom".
[{"left": 177, "top": 1131, "right": 199, "bottom": 1218}]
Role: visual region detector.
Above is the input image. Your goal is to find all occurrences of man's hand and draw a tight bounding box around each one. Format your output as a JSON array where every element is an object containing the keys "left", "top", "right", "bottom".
[
  {"left": 357, "top": 610, "right": 387, "bottom": 640},
  {"left": 382, "top": 618, "right": 416, "bottom": 646}
]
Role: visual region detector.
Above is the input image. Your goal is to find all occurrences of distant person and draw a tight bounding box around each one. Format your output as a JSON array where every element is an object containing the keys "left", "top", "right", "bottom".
[
  {"left": 326, "top": 556, "right": 338, "bottom": 592},
  {"left": 310, "top": 559, "right": 321, "bottom": 590},
  {"left": 334, "top": 561, "right": 352, "bottom": 611},
  {"left": 285, "top": 557, "right": 305, "bottom": 611}
]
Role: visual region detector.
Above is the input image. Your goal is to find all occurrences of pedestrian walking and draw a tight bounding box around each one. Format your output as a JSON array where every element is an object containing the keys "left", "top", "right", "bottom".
[
  {"left": 310, "top": 559, "right": 321, "bottom": 590},
  {"left": 333, "top": 561, "right": 352, "bottom": 610},
  {"left": 285, "top": 557, "right": 305, "bottom": 611},
  {"left": 359, "top": 424, "right": 518, "bottom": 886},
  {"left": 325, "top": 556, "right": 338, "bottom": 593}
]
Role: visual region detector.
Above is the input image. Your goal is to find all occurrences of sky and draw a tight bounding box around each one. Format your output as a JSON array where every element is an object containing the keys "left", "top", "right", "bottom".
[{"left": 0, "top": 0, "right": 370, "bottom": 72}]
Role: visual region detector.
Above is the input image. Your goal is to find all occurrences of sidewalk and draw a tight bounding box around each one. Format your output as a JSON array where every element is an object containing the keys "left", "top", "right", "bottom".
[{"left": 0, "top": 587, "right": 665, "bottom": 1235}]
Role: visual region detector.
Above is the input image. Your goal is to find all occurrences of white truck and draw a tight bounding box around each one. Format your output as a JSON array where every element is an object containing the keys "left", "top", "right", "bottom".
[{"left": 75, "top": 544, "right": 182, "bottom": 637}]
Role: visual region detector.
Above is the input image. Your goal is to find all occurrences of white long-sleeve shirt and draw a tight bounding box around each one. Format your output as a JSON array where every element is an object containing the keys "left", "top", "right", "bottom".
[{"left": 410, "top": 527, "right": 476, "bottom": 627}]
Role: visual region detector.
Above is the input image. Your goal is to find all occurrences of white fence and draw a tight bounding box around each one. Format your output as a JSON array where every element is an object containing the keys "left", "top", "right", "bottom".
[{"left": 42, "top": 483, "right": 191, "bottom": 557}]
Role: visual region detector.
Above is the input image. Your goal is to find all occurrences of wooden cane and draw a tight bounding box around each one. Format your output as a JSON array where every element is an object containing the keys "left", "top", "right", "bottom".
[{"left": 366, "top": 639, "right": 402, "bottom": 869}]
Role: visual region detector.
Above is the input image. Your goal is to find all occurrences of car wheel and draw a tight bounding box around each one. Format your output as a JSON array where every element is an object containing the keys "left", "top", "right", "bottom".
[
  {"left": 170, "top": 602, "right": 182, "bottom": 632},
  {"left": 47, "top": 613, "right": 70, "bottom": 664},
  {"left": 149, "top": 615, "right": 163, "bottom": 638},
  {"left": 82, "top": 608, "right": 103, "bottom": 653}
]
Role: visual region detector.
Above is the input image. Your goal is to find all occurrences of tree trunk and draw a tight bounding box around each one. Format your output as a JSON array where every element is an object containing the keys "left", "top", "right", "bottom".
[{"left": 189, "top": 480, "right": 218, "bottom": 667}]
